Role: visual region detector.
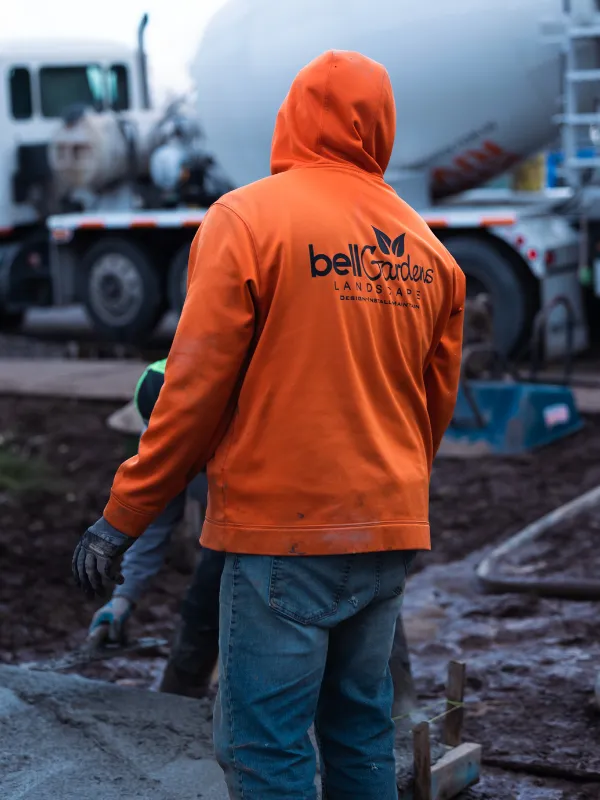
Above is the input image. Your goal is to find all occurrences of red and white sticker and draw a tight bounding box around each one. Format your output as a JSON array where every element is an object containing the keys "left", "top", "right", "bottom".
[{"left": 543, "top": 403, "right": 571, "bottom": 428}]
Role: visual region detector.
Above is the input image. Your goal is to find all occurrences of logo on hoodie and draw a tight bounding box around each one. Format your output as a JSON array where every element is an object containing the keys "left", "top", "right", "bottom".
[
  {"left": 308, "top": 227, "right": 434, "bottom": 307},
  {"left": 371, "top": 228, "right": 406, "bottom": 259}
]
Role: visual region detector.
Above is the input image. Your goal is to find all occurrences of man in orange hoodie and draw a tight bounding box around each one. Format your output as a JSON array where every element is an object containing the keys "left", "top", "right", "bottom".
[{"left": 72, "top": 50, "right": 464, "bottom": 798}]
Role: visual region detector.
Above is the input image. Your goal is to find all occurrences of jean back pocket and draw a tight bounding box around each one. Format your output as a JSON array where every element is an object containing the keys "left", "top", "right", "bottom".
[{"left": 269, "top": 554, "right": 353, "bottom": 625}]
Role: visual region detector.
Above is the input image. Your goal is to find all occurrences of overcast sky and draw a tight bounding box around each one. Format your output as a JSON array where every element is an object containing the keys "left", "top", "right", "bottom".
[{"left": 3, "top": 0, "right": 228, "bottom": 100}]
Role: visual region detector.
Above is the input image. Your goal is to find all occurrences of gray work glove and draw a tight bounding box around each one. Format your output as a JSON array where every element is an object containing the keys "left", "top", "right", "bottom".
[{"left": 72, "top": 519, "right": 135, "bottom": 599}]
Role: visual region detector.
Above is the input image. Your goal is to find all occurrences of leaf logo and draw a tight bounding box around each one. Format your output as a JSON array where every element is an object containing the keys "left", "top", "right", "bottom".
[
  {"left": 391, "top": 234, "right": 405, "bottom": 257},
  {"left": 372, "top": 228, "right": 406, "bottom": 258},
  {"left": 372, "top": 227, "right": 391, "bottom": 255}
]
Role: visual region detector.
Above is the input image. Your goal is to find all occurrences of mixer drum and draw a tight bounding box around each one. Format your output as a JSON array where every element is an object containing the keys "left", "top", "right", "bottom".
[
  {"left": 193, "top": 0, "right": 563, "bottom": 196},
  {"left": 49, "top": 109, "right": 161, "bottom": 194}
]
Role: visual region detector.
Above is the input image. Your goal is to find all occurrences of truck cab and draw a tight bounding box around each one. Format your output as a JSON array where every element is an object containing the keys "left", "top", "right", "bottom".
[{"left": 0, "top": 39, "right": 142, "bottom": 325}]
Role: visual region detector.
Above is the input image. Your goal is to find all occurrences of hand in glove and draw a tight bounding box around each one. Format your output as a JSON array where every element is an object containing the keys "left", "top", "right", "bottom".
[
  {"left": 88, "top": 596, "right": 134, "bottom": 645},
  {"left": 72, "top": 518, "right": 135, "bottom": 599}
]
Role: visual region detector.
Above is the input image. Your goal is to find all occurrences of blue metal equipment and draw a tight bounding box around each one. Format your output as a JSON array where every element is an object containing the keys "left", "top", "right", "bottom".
[{"left": 442, "top": 297, "right": 584, "bottom": 456}]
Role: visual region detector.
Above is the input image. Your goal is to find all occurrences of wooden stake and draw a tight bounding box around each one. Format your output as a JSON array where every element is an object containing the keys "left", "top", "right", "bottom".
[
  {"left": 413, "top": 721, "right": 432, "bottom": 800},
  {"left": 443, "top": 661, "right": 466, "bottom": 747}
]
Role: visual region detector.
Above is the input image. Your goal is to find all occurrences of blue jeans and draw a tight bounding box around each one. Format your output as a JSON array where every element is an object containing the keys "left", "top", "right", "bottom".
[{"left": 214, "top": 550, "right": 416, "bottom": 799}]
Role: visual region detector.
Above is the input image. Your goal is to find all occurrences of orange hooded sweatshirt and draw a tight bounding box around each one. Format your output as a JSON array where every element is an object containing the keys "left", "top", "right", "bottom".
[{"left": 104, "top": 50, "right": 465, "bottom": 555}]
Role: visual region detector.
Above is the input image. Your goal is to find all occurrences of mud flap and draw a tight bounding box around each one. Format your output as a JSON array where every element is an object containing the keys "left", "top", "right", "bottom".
[
  {"left": 0, "top": 235, "right": 52, "bottom": 311},
  {"left": 0, "top": 242, "right": 22, "bottom": 311}
]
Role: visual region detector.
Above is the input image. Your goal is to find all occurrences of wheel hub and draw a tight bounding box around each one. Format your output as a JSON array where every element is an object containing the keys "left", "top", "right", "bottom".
[{"left": 89, "top": 254, "right": 144, "bottom": 326}]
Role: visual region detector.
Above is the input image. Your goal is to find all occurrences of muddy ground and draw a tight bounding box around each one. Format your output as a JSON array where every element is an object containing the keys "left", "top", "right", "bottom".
[
  {"left": 404, "top": 564, "right": 600, "bottom": 800},
  {"left": 2, "top": 396, "right": 600, "bottom": 798}
]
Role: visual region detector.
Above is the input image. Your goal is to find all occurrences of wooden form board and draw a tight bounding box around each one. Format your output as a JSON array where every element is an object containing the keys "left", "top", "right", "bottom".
[
  {"left": 398, "top": 742, "right": 482, "bottom": 800},
  {"left": 430, "top": 743, "right": 482, "bottom": 800}
]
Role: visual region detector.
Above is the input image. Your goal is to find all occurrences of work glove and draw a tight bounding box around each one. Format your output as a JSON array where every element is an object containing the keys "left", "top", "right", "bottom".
[
  {"left": 88, "top": 596, "right": 134, "bottom": 645},
  {"left": 72, "top": 519, "right": 135, "bottom": 599}
]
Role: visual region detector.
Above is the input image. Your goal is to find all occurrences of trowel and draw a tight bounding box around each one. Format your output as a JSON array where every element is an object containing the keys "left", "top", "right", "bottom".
[{"left": 19, "top": 627, "right": 168, "bottom": 672}]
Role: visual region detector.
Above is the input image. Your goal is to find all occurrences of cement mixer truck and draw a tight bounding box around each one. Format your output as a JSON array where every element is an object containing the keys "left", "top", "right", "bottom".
[{"left": 19, "top": 0, "right": 600, "bottom": 352}]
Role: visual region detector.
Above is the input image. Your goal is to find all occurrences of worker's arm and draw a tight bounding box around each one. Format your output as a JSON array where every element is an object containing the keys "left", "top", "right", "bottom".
[
  {"left": 113, "top": 422, "right": 187, "bottom": 603},
  {"left": 112, "top": 490, "right": 186, "bottom": 603},
  {"left": 103, "top": 202, "right": 259, "bottom": 537},
  {"left": 424, "top": 263, "right": 466, "bottom": 460},
  {"left": 106, "top": 421, "right": 188, "bottom": 604},
  {"left": 87, "top": 491, "right": 186, "bottom": 642}
]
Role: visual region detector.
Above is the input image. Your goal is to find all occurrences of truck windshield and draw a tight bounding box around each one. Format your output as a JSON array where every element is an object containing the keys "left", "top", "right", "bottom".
[
  {"left": 39, "top": 64, "right": 130, "bottom": 118},
  {"left": 108, "top": 64, "right": 129, "bottom": 112}
]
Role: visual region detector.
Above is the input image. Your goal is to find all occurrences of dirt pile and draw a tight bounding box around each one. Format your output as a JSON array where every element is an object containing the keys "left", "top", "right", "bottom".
[{"left": 0, "top": 397, "right": 189, "bottom": 680}]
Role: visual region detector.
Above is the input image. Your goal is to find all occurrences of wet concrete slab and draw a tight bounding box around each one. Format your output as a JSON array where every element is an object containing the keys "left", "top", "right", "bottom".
[{"left": 0, "top": 665, "right": 225, "bottom": 800}]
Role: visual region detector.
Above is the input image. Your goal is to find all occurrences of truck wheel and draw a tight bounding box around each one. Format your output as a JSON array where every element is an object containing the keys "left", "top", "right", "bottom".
[
  {"left": 82, "top": 238, "right": 164, "bottom": 343},
  {"left": 444, "top": 237, "right": 535, "bottom": 356},
  {"left": 167, "top": 243, "right": 191, "bottom": 313}
]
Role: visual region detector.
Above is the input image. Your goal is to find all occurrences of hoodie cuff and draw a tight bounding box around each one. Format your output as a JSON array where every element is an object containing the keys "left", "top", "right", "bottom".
[{"left": 103, "top": 492, "right": 156, "bottom": 538}]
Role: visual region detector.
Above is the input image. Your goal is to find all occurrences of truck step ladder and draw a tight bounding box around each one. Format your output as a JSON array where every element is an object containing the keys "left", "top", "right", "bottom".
[{"left": 562, "top": 0, "right": 600, "bottom": 185}]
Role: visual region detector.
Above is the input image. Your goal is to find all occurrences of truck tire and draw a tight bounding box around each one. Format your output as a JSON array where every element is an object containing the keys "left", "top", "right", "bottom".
[
  {"left": 82, "top": 238, "right": 164, "bottom": 344},
  {"left": 167, "top": 243, "right": 191, "bottom": 313},
  {"left": 444, "top": 236, "right": 535, "bottom": 356}
]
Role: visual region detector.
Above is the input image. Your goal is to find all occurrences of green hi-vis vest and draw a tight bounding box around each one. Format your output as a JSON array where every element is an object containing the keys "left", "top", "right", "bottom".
[{"left": 134, "top": 358, "right": 167, "bottom": 424}]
